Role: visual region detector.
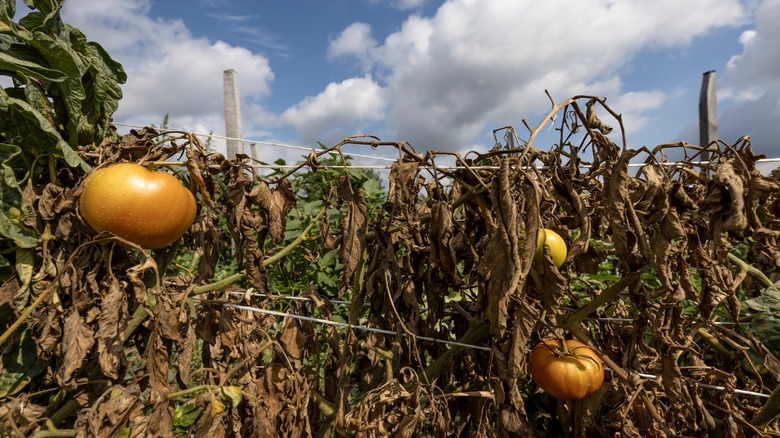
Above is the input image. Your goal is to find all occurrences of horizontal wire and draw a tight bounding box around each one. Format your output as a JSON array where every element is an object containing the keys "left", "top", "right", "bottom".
[
  {"left": 633, "top": 373, "right": 769, "bottom": 398},
  {"left": 229, "top": 291, "right": 740, "bottom": 326},
  {"left": 112, "top": 122, "right": 780, "bottom": 171},
  {"left": 113, "top": 122, "right": 398, "bottom": 162},
  {"left": 192, "top": 298, "right": 491, "bottom": 351},
  {"left": 226, "top": 290, "right": 351, "bottom": 306},
  {"left": 194, "top": 295, "right": 770, "bottom": 398}
]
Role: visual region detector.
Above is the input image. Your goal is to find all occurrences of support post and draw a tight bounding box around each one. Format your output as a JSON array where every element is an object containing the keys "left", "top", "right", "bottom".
[
  {"left": 223, "top": 69, "right": 243, "bottom": 159},
  {"left": 699, "top": 70, "right": 718, "bottom": 164}
]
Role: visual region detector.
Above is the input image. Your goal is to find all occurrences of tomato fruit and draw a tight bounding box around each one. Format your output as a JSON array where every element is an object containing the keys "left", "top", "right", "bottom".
[
  {"left": 79, "top": 163, "right": 197, "bottom": 249},
  {"left": 528, "top": 339, "right": 604, "bottom": 400},
  {"left": 534, "top": 228, "right": 567, "bottom": 271}
]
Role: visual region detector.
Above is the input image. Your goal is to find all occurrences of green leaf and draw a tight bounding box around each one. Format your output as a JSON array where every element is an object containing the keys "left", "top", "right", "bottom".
[
  {"left": 1, "top": 0, "right": 14, "bottom": 22},
  {"left": 0, "top": 45, "right": 66, "bottom": 82},
  {"left": 362, "top": 177, "right": 383, "bottom": 198},
  {"left": 67, "top": 27, "right": 125, "bottom": 145},
  {"left": 22, "top": 0, "right": 64, "bottom": 28},
  {"left": 173, "top": 401, "right": 203, "bottom": 428},
  {"left": 17, "top": 10, "right": 46, "bottom": 30},
  {"left": 744, "top": 283, "right": 780, "bottom": 313},
  {"left": 220, "top": 385, "right": 243, "bottom": 409},
  {"left": 748, "top": 311, "right": 780, "bottom": 360},
  {"left": 745, "top": 284, "right": 780, "bottom": 360},
  {"left": 0, "top": 142, "right": 38, "bottom": 248},
  {"left": 14, "top": 248, "right": 34, "bottom": 306},
  {"left": 0, "top": 94, "right": 89, "bottom": 170},
  {"left": 0, "top": 322, "right": 48, "bottom": 397},
  {"left": 0, "top": 210, "right": 37, "bottom": 248}
]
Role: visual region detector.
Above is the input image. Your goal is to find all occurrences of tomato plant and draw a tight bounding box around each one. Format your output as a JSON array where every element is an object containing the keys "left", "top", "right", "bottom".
[
  {"left": 79, "top": 163, "right": 197, "bottom": 249},
  {"left": 529, "top": 339, "right": 604, "bottom": 400}
]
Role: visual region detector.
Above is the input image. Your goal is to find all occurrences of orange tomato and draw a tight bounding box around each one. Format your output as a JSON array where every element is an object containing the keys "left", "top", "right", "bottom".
[
  {"left": 529, "top": 339, "right": 604, "bottom": 400},
  {"left": 79, "top": 163, "right": 196, "bottom": 249}
]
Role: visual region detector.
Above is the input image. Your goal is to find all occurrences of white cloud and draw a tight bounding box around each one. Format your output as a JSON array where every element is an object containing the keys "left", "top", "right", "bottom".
[
  {"left": 58, "top": 0, "right": 274, "bottom": 155},
  {"left": 306, "top": 0, "right": 747, "bottom": 150},
  {"left": 280, "top": 76, "right": 388, "bottom": 145},
  {"left": 716, "top": 0, "right": 780, "bottom": 155},
  {"left": 328, "top": 22, "right": 377, "bottom": 65},
  {"left": 607, "top": 90, "right": 669, "bottom": 135},
  {"left": 366, "top": 0, "right": 426, "bottom": 10}
]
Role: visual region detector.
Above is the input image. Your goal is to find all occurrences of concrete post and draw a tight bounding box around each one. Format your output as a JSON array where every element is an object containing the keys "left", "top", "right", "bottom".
[
  {"left": 223, "top": 69, "right": 243, "bottom": 159},
  {"left": 699, "top": 70, "right": 717, "bottom": 164}
]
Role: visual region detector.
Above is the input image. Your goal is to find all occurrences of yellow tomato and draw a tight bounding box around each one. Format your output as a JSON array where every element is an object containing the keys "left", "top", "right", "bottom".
[{"left": 534, "top": 228, "right": 567, "bottom": 271}]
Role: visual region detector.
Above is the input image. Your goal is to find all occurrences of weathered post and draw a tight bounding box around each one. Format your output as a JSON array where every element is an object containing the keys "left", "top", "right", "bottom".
[
  {"left": 223, "top": 69, "right": 243, "bottom": 159},
  {"left": 699, "top": 70, "right": 718, "bottom": 164}
]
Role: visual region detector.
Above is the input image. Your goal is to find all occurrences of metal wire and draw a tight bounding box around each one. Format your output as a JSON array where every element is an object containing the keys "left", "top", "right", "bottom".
[
  {"left": 193, "top": 296, "right": 770, "bottom": 399},
  {"left": 192, "top": 298, "right": 492, "bottom": 351},
  {"left": 112, "top": 122, "right": 780, "bottom": 172}
]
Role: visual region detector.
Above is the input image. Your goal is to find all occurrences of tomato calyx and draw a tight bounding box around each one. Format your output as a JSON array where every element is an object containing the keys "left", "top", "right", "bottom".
[{"left": 540, "top": 337, "right": 603, "bottom": 370}]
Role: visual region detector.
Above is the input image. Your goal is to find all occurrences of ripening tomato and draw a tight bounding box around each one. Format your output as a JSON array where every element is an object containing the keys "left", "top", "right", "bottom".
[
  {"left": 528, "top": 339, "right": 604, "bottom": 400},
  {"left": 534, "top": 228, "right": 567, "bottom": 271},
  {"left": 79, "top": 163, "right": 197, "bottom": 249}
]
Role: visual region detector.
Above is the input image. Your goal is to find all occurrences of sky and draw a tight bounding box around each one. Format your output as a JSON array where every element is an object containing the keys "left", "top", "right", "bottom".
[{"left": 10, "top": 0, "right": 780, "bottom": 170}]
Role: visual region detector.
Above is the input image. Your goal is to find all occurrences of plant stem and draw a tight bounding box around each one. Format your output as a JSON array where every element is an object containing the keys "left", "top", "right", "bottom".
[
  {"left": 422, "top": 319, "right": 490, "bottom": 382},
  {"left": 727, "top": 253, "right": 774, "bottom": 289},
  {"left": 122, "top": 208, "right": 324, "bottom": 341},
  {"left": 189, "top": 207, "right": 324, "bottom": 296},
  {"left": 557, "top": 272, "right": 641, "bottom": 331},
  {"left": 48, "top": 399, "right": 81, "bottom": 427},
  {"left": 751, "top": 382, "right": 780, "bottom": 427},
  {"left": 312, "top": 389, "right": 336, "bottom": 417},
  {"left": 168, "top": 384, "right": 218, "bottom": 399},
  {"left": 30, "top": 431, "right": 77, "bottom": 438},
  {"left": 696, "top": 328, "right": 734, "bottom": 360}
]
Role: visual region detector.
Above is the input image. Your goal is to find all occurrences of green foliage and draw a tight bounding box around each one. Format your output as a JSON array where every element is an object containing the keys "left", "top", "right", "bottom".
[
  {"left": 0, "top": 0, "right": 125, "bottom": 247},
  {"left": 742, "top": 284, "right": 780, "bottom": 374},
  {"left": 266, "top": 153, "right": 385, "bottom": 297},
  {"left": 0, "top": 315, "right": 47, "bottom": 397},
  {"left": 173, "top": 401, "right": 203, "bottom": 436}
]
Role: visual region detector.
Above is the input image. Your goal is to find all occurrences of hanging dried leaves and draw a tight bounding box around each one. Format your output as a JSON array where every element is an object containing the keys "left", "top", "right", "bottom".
[{"left": 2, "top": 95, "right": 780, "bottom": 437}]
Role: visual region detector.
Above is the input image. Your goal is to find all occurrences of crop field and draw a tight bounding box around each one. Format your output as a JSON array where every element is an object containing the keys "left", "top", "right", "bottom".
[{"left": 2, "top": 1, "right": 780, "bottom": 437}]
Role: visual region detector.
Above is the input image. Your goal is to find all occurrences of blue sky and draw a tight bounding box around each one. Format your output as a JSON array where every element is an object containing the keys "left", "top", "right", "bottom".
[{"left": 12, "top": 0, "right": 780, "bottom": 167}]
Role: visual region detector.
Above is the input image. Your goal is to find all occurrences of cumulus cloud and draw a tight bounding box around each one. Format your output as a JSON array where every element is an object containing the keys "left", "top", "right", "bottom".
[
  {"left": 57, "top": 0, "right": 274, "bottom": 153},
  {"left": 280, "top": 76, "right": 388, "bottom": 145},
  {"left": 305, "top": 0, "right": 749, "bottom": 150},
  {"left": 328, "top": 22, "right": 377, "bottom": 66},
  {"left": 715, "top": 0, "right": 780, "bottom": 156}
]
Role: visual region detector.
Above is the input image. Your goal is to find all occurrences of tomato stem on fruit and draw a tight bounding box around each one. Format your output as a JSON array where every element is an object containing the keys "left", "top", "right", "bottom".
[{"left": 558, "top": 335, "right": 569, "bottom": 355}]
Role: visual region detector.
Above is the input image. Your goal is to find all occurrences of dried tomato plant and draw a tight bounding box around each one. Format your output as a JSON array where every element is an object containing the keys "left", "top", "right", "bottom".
[{"left": 2, "top": 90, "right": 780, "bottom": 438}]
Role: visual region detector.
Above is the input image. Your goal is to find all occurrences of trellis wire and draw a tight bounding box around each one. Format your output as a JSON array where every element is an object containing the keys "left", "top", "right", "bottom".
[
  {"left": 226, "top": 291, "right": 738, "bottom": 326},
  {"left": 113, "top": 122, "right": 397, "bottom": 162},
  {"left": 112, "top": 122, "right": 780, "bottom": 171},
  {"left": 191, "top": 298, "right": 491, "bottom": 352},
  {"left": 193, "top": 296, "right": 770, "bottom": 399}
]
